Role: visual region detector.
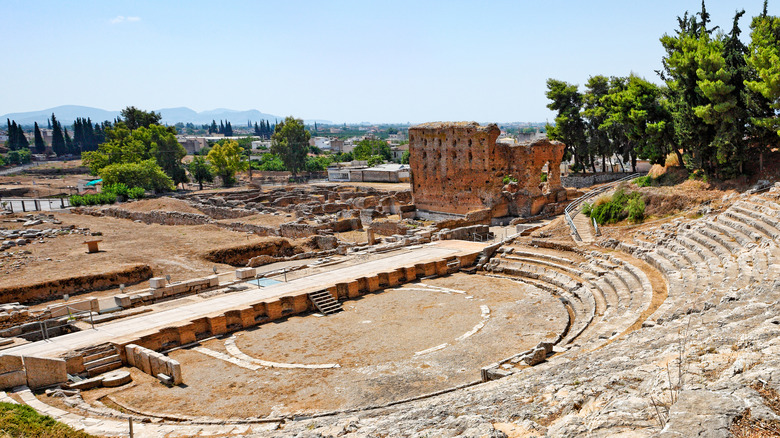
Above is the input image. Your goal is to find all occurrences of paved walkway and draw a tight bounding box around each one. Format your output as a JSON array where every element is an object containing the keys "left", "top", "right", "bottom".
[
  {"left": 572, "top": 212, "right": 595, "bottom": 243},
  {"left": 3, "top": 240, "right": 485, "bottom": 359},
  {"left": 0, "top": 163, "right": 35, "bottom": 176}
]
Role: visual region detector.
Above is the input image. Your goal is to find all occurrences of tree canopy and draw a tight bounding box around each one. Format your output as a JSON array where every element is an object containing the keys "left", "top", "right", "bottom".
[
  {"left": 120, "top": 106, "right": 162, "bottom": 131},
  {"left": 207, "top": 139, "right": 247, "bottom": 186},
  {"left": 545, "top": 2, "right": 780, "bottom": 179},
  {"left": 270, "top": 116, "right": 311, "bottom": 176}
]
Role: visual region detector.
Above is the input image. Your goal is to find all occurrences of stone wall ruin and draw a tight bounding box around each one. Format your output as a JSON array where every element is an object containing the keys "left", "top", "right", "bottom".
[{"left": 408, "top": 122, "right": 567, "bottom": 217}]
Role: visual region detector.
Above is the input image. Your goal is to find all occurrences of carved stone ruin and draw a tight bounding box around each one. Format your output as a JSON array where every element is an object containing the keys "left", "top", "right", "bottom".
[{"left": 408, "top": 122, "right": 567, "bottom": 217}]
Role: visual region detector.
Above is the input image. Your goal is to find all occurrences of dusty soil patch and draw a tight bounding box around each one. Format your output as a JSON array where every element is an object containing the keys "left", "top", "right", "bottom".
[
  {"left": 0, "top": 211, "right": 299, "bottom": 304},
  {"left": 101, "top": 274, "right": 566, "bottom": 418}
]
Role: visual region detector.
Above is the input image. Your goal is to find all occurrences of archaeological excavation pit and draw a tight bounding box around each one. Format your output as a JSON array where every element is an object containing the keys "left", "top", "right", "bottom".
[{"left": 84, "top": 273, "right": 567, "bottom": 419}]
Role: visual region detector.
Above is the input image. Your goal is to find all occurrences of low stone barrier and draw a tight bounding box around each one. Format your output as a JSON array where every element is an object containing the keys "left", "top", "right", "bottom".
[
  {"left": 0, "top": 354, "right": 67, "bottom": 390},
  {"left": 124, "top": 344, "right": 182, "bottom": 385}
]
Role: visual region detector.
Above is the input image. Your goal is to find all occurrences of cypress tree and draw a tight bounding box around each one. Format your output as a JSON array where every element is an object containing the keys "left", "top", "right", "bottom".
[
  {"left": 219, "top": 120, "right": 225, "bottom": 134},
  {"left": 225, "top": 121, "right": 233, "bottom": 137},
  {"left": 73, "top": 118, "right": 84, "bottom": 152},
  {"left": 64, "top": 127, "right": 78, "bottom": 155},
  {"left": 18, "top": 124, "right": 29, "bottom": 150},
  {"left": 47, "top": 118, "right": 52, "bottom": 129},
  {"left": 51, "top": 114, "right": 65, "bottom": 156},
  {"left": 254, "top": 122, "right": 260, "bottom": 136},
  {"left": 33, "top": 122, "right": 46, "bottom": 154}
]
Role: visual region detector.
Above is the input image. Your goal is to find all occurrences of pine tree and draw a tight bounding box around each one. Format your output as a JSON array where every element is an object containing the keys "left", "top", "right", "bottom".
[
  {"left": 33, "top": 122, "right": 46, "bottom": 154},
  {"left": 51, "top": 113, "right": 66, "bottom": 156}
]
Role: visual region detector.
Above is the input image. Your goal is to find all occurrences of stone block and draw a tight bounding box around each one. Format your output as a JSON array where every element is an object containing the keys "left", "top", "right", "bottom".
[
  {"left": 125, "top": 344, "right": 138, "bottom": 367},
  {"left": 207, "top": 315, "right": 228, "bottom": 336},
  {"left": 404, "top": 266, "right": 418, "bottom": 281},
  {"left": 168, "top": 359, "right": 183, "bottom": 385},
  {"left": 149, "top": 277, "right": 166, "bottom": 289},
  {"left": 149, "top": 352, "right": 165, "bottom": 377},
  {"left": 346, "top": 280, "right": 361, "bottom": 298},
  {"left": 152, "top": 288, "right": 165, "bottom": 299},
  {"left": 114, "top": 294, "right": 131, "bottom": 308},
  {"left": 291, "top": 295, "right": 310, "bottom": 313},
  {"left": 235, "top": 268, "right": 256, "bottom": 280},
  {"left": 387, "top": 269, "right": 403, "bottom": 287},
  {"left": 24, "top": 356, "right": 67, "bottom": 389},
  {"left": 335, "top": 283, "right": 349, "bottom": 300},
  {"left": 265, "top": 300, "right": 283, "bottom": 320},
  {"left": 0, "top": 371, "right": 27, "bottom": 389},
  {"left": 137, "top": 349, "right": 152, "bottom": 375},
  {"left": 176, "top": 323, "right": 197, "bottom": 345},
  {"left": 435, "top": 260, "right": 449, "bottom": 276},
  {"left": 355, "top": 277, "right": 368, "bottom": 294},
  {"left": 524, "top": 346, "right": 547, "bottom": 366},
  {"left": 207, "top": 275, "right": 219, "bottom": 287},
  {"left": 239, "top": 308, "right": 256, "bottom": 328},
  {"left": 0, "top": 355, "right": 23, "bottom": 374},
  {"left": 377, "top": 272, "right": 389, "bottom": 287},
  {"left": 366, "top": 275, "right": 381, "bottom": 292}
]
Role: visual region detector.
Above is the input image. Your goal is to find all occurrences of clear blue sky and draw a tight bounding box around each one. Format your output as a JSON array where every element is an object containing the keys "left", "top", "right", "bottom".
[{"left": 1, "top": 1, "right": 774, "bottom": 124}]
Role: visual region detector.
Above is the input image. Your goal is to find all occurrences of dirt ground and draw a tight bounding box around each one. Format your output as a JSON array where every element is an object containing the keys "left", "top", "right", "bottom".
[
  {"left": 0, "top": 210, "right": 298, "bottom": 294},
  {"left": 91, "top": 274, "right": 566, "bottom": 419}
]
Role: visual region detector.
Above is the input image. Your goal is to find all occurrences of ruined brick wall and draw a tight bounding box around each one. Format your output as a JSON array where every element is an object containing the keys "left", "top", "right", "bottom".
[{"left": 408, "top": 122, "right": 567, "bottom": 217}]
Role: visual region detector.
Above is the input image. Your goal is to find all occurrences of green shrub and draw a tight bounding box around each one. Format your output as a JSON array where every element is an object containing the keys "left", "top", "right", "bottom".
[
  {"left": 581, "top": 202, "right": 592, "bottom": 217},
  {"left": 591, "top": 200, "right": 625, "bottom": 224},
  {"left": 540, "top": 172, "right": 548, "bottom": 182},
  {"left": 589, "top": 188, "right": 646, "bottom": 225},
  {"left": 68, "top": 192, "right": 116, "bottom": 207},
  {"left": 633, "top": 175, "right": 654, "bottom": 187},
  {"left": 627, "top": 196, "right": 645, "bottom": 223},
  {"left": 128, "top": 187, "right": 145, "bottom": 199},
  {"left": 103, "top": 182, "right": 129, "bottom": 197},
  {"left": 502, "top": 175, "right": 518, "bottom": 185}
]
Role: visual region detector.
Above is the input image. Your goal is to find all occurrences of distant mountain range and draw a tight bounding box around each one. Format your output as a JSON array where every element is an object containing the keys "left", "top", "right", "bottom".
[{"left": 1, "top": 105, "right": 332, "bottom": 126}]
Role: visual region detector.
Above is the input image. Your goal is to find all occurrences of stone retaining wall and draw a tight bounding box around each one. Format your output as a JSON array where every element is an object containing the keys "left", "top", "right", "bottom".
[
  {"left": 0, "top": 264, "right": 153, "bottom": 305},
  {"left": 74, "top": 207, "right": 212, "bottom": 226},
  {"left": 561, "top": 172, "right": 632, "bottom": 188}
]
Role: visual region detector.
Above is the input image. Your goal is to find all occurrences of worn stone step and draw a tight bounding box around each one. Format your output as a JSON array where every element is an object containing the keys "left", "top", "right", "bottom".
[{"left": 86, "top": 359, "right": 122, "bottom": 377}]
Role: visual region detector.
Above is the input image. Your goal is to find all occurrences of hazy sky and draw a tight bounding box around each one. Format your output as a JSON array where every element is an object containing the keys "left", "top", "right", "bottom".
[{"left": 1, "top": 1, "right": 774, "bottom": 123}]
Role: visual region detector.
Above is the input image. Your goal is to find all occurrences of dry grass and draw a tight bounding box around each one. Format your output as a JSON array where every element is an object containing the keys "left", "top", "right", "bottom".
[{"left": 731, "top": 382, "right": 780, "bottom": 437}]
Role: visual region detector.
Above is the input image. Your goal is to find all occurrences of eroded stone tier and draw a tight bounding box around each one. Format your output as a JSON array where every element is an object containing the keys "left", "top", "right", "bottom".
[{"left": 408, "top": 122, "right": 567, "bottom": 217}]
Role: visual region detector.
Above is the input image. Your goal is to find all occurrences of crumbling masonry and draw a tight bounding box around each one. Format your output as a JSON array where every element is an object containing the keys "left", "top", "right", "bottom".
[{"left": 408, "top": 122, "right": 567, "bottom": 217}]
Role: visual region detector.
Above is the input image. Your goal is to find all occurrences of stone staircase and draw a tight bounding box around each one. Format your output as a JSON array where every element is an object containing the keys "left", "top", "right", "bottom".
[
  {"left": 308, "top": 290, "right": 343, "bottom": 315},
  {"left": 80, "top": 343, "right": 122, "bottom": 377}
]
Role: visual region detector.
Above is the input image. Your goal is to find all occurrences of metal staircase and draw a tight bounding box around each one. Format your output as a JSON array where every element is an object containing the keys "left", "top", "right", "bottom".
[{"left": 308, "top": 290, "right": 343, "bottom": 315}]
